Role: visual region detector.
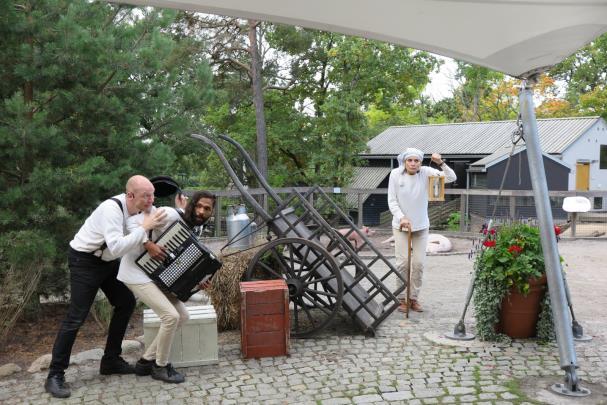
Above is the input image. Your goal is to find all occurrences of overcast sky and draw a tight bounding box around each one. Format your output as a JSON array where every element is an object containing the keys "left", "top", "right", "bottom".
[{"left": 423, "top": 55, "right": 458, "bottom": 101}]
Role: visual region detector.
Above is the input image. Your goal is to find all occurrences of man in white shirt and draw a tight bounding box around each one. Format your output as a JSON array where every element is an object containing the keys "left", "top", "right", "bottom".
[
  {"left": 117, "top": 207, "right": 211, "bottom": 384},
  {"left": 45, "top": 175, "right": 167, "bottom": 399},
  {"left": 388, "top": 148, "right": 456, "bottom": 313}
]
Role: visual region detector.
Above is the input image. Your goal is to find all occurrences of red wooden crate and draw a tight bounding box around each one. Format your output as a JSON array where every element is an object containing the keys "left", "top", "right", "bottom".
[{"left": 240, "top": 280, "right": 290, "bottom": 359}]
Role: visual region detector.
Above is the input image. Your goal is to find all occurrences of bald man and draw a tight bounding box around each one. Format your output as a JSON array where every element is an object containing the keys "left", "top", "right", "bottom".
[{"left": 45, "top": 176, "right": 167, "bottom": 399}]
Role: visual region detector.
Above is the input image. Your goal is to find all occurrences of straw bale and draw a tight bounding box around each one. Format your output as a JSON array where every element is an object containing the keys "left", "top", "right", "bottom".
[{"left": 207, "top": 248, "right": 260, "bottom": 331}]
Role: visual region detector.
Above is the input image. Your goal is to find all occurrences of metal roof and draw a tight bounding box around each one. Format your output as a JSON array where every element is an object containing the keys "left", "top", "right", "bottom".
[
  {"left": 346, "top": 166, "right": 391, "bottom": 206},
  {"left": 469, "top": 145, "right": 571, "bottom": 173},
  {"left": 365, "top": 117, "right": 602, "bottom": 157}
]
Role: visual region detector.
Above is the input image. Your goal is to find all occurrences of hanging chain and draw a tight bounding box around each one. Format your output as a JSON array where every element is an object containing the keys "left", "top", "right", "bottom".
[
  {"left": 511, "top": 113, "right": 525, "bottom": 144},
  {"left": 490, "top": 114, "right": 525, "bottom": 223},
  {"left": 471, "top": 115, "right": 528, "bottom": 260}
]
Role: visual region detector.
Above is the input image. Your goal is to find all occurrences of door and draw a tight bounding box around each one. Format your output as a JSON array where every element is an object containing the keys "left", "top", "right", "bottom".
[{"left": 575, "top": 163, "right": 590, "bottom": 191}]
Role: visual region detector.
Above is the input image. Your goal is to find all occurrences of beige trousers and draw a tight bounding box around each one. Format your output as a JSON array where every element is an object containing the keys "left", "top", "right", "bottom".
[
  {"left": 393, "top": 228, "right": 429, "bottom": 301},
  {"left": 126, "top": 282, "right": 189, "bottom": 366}
]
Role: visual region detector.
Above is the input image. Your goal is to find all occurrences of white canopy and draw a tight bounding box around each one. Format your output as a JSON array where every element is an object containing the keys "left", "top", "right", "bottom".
[{"left": 115, "top": 0, "right": 607, "bottom": 78}]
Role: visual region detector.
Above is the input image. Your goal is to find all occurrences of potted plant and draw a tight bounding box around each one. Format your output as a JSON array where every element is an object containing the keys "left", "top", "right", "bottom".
[{"left": 473, "top": 222, "right": 557, "bottom": 341}]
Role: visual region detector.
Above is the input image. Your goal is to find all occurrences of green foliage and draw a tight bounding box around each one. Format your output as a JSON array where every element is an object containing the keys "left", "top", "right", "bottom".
[
  {"left": 0, "top": 1, "right": 213, "bottom": 303},
  {"left": 579, "top": 84, "right": 607, "bottom": 120},
  {"left": 550, "top": 32, "right": 607, "bottom": 106},
  {"left": 536, "top": 293, "right": 556, "bottom": 342},
  {"left": 473, "top": 223, "right": 555, "bottom": 341},
  {"left": 447, "top": 212, "right": 460, "bottom": 231},
  {"left": 477, "top": 224, "right": 544, "bottom": 294},
  {"left": 199, "top": 21, "right": 439, "bottom": 187}
]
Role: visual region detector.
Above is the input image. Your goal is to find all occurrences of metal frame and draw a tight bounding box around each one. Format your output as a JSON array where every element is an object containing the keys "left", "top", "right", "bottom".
[{"left": 192, "top": 133, "right": 407, "bottom": 336}]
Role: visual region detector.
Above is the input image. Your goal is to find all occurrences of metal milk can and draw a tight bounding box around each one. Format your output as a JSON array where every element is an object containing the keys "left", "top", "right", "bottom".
[{"left": 227, "top": 204, "right": 253, "bottom": 250}]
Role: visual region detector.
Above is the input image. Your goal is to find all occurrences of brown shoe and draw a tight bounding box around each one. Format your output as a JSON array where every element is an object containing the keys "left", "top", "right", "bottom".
[
  {"left": 409, "top": 299, "right": 423, "bottom": 312},
  {"left": 396, "top": 299, "right": 407, "bottom": 312}
]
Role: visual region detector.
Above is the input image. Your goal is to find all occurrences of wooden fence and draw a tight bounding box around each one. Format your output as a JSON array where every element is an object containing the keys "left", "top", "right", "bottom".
[{"left": 196, "top": 187, "right": 607, "bottom": 238}]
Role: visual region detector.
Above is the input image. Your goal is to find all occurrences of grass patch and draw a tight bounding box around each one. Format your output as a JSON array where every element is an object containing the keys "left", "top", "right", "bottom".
[{"left": 503, "top": 379, "right": 544, "bottom": 404}]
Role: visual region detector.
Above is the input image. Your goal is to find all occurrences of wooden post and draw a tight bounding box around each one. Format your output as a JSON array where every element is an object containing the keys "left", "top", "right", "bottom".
[
  {"left": 214, "top": 196, "right": 222, "bottom": 237},
  {"left": 459, "top": 193, "right": 467, "bottom": 232},
  {"left": 357, "top": 193, "right": 364, "bottom": 228},
  {"left": 263, "top": 192, "right": 268, "bottom": 213},
  {"left": 509, "top": 196, "right": 516, "bottom": 221},
  {"left": 406, "top": 227, "right": 412, "bottom": 319},
  {"left": 307, "top": 191, "right": 314, "bottom": 209}
]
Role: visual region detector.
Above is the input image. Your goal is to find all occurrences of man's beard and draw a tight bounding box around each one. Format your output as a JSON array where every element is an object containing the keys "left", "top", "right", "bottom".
[{"left": 193, "top": 216, "right": 207, "bottom": 226}]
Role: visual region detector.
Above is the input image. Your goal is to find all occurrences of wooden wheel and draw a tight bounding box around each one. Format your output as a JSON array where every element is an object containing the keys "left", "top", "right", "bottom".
[{"left": 245, "top": 237, "right": 343, "bottom": 338}]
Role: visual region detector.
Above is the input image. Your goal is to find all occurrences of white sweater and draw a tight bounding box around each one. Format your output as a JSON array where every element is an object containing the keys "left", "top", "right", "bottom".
[{"left": 387, "top": 164, "right": 457, "bottom": 232}]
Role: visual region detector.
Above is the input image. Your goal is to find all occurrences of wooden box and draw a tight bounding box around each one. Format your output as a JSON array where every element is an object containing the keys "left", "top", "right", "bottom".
[
  {"left": 143, "top": 305, "right": 218, "bottom": 368},
  {"left": 239, "top": 280, "right": 290, "bottom": 359}
]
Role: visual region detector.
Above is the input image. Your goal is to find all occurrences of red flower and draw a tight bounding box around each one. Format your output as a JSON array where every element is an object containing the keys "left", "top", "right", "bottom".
[
  {"left": 483, "top": 240, "right": 496, "bottom": 248},
  {"left": 489, "top": 229, "right": 496, "bottom": 235},
  {"left": 554, "top": 225, "right": 562, "bottom": 236},
  {"left": 508, "top": 245, "right": 523, "bottom": 254}
]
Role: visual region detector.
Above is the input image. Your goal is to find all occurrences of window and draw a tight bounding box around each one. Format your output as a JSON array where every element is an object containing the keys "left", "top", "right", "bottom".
[
  {"left": 594, "top": 197, "right": 603, "bottom": 210},
  {"left": 471, "top": 173, "right": 487, "bottom": 189},
  {"left": 601, "top": 145, "right": 607, "bottom": 170}
]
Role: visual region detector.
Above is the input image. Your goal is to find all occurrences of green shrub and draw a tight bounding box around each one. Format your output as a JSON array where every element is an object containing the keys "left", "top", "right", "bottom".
[
  {"left": 472, "top": 222, "right": 556, "bottom": 341},
  {"left": 447, "top": 212, "right": 461, "bottom": 231}
]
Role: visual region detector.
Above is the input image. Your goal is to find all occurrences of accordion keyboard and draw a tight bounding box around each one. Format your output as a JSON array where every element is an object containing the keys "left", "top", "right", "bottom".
[{"left": 137, "top": 221, "right": 193, "bottom": 275}]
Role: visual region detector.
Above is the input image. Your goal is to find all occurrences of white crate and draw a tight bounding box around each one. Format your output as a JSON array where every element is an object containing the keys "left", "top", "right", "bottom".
[{"left": 143, "top": 305, "right": 218, "bottom": 368}]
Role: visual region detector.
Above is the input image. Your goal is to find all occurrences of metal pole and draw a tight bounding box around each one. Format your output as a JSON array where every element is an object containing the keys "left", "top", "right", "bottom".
[{"left": 519, "top": 79, "right": 589, "bottom": 396}]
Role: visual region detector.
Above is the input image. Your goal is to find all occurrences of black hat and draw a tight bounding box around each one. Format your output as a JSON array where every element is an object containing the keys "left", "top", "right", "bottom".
[{"left": 150, "top": 175, "right": 181, "bottom": 198}]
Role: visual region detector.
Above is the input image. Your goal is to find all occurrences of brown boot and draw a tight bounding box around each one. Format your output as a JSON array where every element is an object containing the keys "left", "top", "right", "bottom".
[
  {"left": 409, "top": 299, "right": 423, "bottom": 312},
  {"left": 397, "top": 299, "right": 408, "bottom": 312}
]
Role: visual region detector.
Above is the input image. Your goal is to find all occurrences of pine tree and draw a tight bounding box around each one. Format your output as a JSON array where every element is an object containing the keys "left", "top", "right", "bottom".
[{"left": 0, "top": 1, "right": 213, "bottom": 307}]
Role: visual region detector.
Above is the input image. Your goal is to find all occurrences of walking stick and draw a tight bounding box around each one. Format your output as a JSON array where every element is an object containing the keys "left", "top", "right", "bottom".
[{"left": 405, "top": 227, "right": 412, "bottom": 319}]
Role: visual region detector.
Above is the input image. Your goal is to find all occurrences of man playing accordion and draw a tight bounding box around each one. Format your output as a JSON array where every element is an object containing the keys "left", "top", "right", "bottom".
[{"left": 117, "top": 206, "right": 211, "bottom": 384}]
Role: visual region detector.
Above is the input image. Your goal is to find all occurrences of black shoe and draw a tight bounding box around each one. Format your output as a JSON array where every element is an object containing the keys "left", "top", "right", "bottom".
[
  {"left": 151, "top": 363, "right": 185, "bottom": 384},
  {"left": 45, "top": 374, "right": 71, "bottom": 398},
  {"left": 99, "top": 356, "right": 135, "bottom": 375},
  {"left": 134, "top": 357, "right": 155, "bottom": 376}
]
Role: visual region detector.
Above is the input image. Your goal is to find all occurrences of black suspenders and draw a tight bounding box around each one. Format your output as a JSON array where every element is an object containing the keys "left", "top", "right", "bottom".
[{"left": 96, "top": 198, "right": 123, "bottom": 255}]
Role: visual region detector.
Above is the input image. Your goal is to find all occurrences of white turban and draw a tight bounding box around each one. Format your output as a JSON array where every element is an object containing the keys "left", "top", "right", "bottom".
[
  {"left": 401, "top": 148, "right": 423, "bottom": 164},
  {"left": 397, "top": 152, "right": 406, "bottom": 167}
]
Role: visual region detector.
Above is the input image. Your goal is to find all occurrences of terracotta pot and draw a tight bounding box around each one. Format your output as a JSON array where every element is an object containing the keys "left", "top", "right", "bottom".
[{"left": 497, "top": 275, "right": 547, "bottom": 338}]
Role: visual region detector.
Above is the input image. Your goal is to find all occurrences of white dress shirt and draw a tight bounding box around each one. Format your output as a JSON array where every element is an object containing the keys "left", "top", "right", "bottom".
[{"left": 69, "top": 194, "right": 147, "bottom": 261}]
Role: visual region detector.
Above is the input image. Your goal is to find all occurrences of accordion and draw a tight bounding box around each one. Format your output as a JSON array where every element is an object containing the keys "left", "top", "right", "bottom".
[{"left": 135, "top": 220, "right": 222, "bottom": 302}]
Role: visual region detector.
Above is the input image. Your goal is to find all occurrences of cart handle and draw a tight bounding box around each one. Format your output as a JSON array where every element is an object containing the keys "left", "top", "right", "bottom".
[
  {"left": 217, "top": 134, "right": 283, "bottom": 206},
  {"left": 191, "top": 133, "right": 272, "bottom": 222}
]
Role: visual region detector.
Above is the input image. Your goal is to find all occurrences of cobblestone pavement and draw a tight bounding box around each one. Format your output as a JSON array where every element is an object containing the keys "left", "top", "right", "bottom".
[{"left": 1, "top": 239, "right": 606, "bottom": 404}]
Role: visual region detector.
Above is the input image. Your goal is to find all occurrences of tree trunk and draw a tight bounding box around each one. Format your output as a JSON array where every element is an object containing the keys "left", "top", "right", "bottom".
[{"left": 248, "top": 20, "right": 268, "bottom": 180}]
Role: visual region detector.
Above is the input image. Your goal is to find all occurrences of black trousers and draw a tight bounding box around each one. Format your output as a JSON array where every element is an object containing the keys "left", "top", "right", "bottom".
[{"left": 48, "top": 247, "right": 136, "bottom": 376}]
